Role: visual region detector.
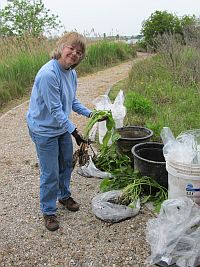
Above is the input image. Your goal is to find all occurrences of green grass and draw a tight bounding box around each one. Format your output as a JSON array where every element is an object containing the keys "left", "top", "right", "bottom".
[
  {"left": 110, "top": 52, "right": 200, "bottom": 141},
  {"left": 0, "top": 36, "right": 52, "bottom": 108},
  {"left": 77, "top": 40, "right": 136, "bottom": 75},
  {"left": 124, "top": 91, "right": 153, "bottom": 116},
  {"left": 0, "top": 37, "right": 136, "bottom": 110}
]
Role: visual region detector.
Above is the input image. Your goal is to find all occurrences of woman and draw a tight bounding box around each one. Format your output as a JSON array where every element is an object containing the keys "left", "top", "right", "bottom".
[{"left": 27, "top": 32, "right": 93, "bottom": 231}]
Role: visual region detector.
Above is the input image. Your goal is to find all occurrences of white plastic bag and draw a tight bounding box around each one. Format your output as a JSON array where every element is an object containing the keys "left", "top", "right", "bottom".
[
  {"left": 88, "top": 123, "right": 98, "bottom": 142},
  {"left": 177, "top": 130, "right": 200, "bottom": 164},
  {"left": 92, "top": 190, "right": 140, "bottom": 223},
  {"left": 93, "top": 95, "right": 112, "bottom": 144},
  {"left": 160, "top": 127, "right": 199, "bottom": 164},
  {"left": 77, "top": 156, "right": 112, "bottom": 178},
  {"left": 93, "top": 90, "right": 126, "bottom": 144},
  {"left": 146, "top": 197, "right": 200, "bottom": 267},
  {"left": 112, "top": 90, "right": 126, "bottom": 128}
]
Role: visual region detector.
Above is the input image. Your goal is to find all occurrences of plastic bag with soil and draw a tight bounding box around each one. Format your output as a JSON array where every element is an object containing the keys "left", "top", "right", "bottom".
[{"left": 92, "top": 190, "right": 140, "bottom": 223}]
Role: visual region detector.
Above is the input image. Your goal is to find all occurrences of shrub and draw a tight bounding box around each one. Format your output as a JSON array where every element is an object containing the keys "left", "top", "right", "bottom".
[{"left": 125, "top": 91, "right": 153, "bottom": 116}]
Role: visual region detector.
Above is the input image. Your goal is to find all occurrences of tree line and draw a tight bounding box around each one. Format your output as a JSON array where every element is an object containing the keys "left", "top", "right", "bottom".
[{"left": 140, "top": 10, "right": 198, "bottom": 50}]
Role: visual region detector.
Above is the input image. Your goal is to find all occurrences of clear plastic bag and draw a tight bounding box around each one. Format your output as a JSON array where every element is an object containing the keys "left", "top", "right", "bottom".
[
  {"left": 160, "top": 127, "right": 199, "bottom": 164},
  {"left": 112, "top": 90, "right": 126, "bottom": 128},
  {"left": 92, "top": 190, "right": 140, "bottom": 223},
  {"left": 93, "top": 90, "right": 126, "bottom": 144},
  {"left": 146, "top": 197, "right": 200, "bottom": 267},
  {"left": 77, "top": 156, "right": 112, "bottom": 179},
  {"left": 177, "top": 129, "right": 200, "bottom": 164},
  {"left": 88, "top": 123, "right": 98, "bottom": 142}
]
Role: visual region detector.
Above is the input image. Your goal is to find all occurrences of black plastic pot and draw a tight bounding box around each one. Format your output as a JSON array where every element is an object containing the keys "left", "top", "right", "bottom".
[
  {"left": 132, "top": 142, "right": 168, "bottom": 188},
  {"left": 116, "top": 126, "right": 153, "bottom": 162}
]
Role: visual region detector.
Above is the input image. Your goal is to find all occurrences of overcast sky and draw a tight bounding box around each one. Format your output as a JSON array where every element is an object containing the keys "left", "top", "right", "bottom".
[{"left": 1, "top": 0, "right": 200, "bottom": 36}]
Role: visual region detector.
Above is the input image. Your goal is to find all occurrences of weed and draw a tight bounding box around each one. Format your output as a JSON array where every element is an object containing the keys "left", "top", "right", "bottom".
[{"left": 124, "top": 91, "right": 153, "bottom": 116}]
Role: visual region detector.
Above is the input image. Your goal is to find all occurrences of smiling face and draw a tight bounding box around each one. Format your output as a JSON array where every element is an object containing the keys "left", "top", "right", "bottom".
[
  {"left": 58, "top": 44, "right": 83, "bottom": 69},
  {"left": 52, "top": 32, "right": 86, "bottom": 69}
]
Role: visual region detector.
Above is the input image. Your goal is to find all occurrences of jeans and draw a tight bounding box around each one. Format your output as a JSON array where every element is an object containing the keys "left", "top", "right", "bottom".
[{"left": 29, "top": 129, "right": 73, "bottom": 215}]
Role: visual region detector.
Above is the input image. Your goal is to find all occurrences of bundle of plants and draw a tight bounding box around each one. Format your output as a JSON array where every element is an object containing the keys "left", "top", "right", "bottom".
[
  {"left": 93, "top": 132, "right": 132, "bottom": 173},
  {"left": 100, "top": 169, "right": 140, "bottom": 192},
  {"left": 100, "top": 171, "right": 168, "bottom": 212},
  {"left": 85, "top": 109, "right": 131, "bottom": 169},
  {"left": 73, "top": 110, "right": 116, "bottom": 169},
  {"left": 84, "top": 109, "right": 167, "bottom": 211},
  {"left": 84, "top": 109, "right": 116, "bottom": 148}
]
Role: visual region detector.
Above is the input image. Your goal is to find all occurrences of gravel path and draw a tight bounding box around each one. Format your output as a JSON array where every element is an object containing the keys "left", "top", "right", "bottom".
[{"left": 0, "top": 53, "right": 156, "bottom": 267}]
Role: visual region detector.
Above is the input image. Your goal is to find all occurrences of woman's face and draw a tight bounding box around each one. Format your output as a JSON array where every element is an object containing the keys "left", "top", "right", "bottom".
[{"left": 58, "top": 44, "right": 83, "bottom": 69}]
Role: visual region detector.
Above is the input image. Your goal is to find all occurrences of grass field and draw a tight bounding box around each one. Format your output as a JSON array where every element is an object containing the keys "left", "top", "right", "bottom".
[
  {"left": 110, "top": 40, "right": 200, "bottom": 140},
  {"left": 0, "top": 35, "right": 136, "bottom": 110}
]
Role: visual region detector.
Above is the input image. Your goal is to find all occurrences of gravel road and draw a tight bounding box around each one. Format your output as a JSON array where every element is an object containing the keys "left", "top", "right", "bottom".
[{"left": 0, "top": 53, "right": 156, "bottom": 267}]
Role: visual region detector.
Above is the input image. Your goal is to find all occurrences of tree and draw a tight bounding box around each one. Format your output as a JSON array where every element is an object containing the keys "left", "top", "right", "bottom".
[
  {"left": 0, "top": 0, "right": 63, "bottom": 37},
  {"left": 141, "top": 10, "right": 197, "bottom": 49}
]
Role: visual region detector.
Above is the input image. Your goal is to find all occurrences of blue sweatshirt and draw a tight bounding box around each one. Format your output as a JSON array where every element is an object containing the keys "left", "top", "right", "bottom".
[{"left": 26, "top": 59, "right": 91, "bottom": 137}]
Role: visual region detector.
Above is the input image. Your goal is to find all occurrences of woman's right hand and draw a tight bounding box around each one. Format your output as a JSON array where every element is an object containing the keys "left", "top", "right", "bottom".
[{"left": 71, "top": 128, "right": 86, "bottom": 146}]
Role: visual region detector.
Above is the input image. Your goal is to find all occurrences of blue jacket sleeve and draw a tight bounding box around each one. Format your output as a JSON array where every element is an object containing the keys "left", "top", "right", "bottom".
[{"left": 71, "top": 70, "right": 92, "bottom": 117}]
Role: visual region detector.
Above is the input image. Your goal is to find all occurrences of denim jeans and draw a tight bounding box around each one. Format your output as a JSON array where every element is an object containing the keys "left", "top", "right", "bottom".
[{"left": 29, "top": 129, "right": 73, "bottom": 215}]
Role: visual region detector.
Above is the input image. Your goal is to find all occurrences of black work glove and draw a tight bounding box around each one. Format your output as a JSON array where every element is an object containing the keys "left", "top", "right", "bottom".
[{"left": 71, "top": 128, "right": 86, "bottom": 146}]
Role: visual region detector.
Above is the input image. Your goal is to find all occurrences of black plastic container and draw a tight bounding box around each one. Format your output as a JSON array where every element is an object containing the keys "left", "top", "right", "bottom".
[
  {"left": 156, "top": 261, "right": 179, "bottom": 267},
  {"left": 116, "top": 126, "right": 153, "bottom": 162},
  {"left": 132, "top": 142, "right": 168, "bottom": 188}
]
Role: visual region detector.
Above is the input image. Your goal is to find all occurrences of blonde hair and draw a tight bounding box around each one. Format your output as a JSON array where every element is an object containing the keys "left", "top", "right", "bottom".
[{"left": 51, "top": 32, "right": 86, "bottom": 68}]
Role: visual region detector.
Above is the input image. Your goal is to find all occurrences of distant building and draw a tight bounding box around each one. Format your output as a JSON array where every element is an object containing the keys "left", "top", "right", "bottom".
[
  {"left": 126, "top": 38, "right": 138, "bottom": 45},
  {"left": 122, "top": 35, "right": 144, "bottom": 45}
]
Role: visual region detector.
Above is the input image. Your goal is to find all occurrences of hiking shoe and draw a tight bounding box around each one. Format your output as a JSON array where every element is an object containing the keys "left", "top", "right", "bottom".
[
  {"left": 59, "top": 197, "right": 80, "bottom": 211},
  {"left": 43, "top": 215, "right": 59, "bottom": 231}
]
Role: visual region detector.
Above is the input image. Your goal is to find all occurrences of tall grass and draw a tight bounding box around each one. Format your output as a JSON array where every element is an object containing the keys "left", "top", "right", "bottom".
[
  {"left": 0, "top": 35, "right": 52, "bottom": 107},
  {"left": 110, "top": 33, "right": 200, "bottom": 140},
  {"left": 0, "top": 36, "right": 136, "bottom": 109},
  {"left": 77, "top": 40, "right": 136, "bottom": 75}
]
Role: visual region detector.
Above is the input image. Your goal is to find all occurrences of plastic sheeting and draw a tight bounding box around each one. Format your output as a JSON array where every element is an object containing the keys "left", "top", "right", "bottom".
[{"left": 146, "top": 197, "right": 200, "bottom": 267}]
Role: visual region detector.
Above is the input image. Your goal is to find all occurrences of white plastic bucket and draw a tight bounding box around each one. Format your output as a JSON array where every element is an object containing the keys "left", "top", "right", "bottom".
[{"left": 166, "top": 160, "right": 200, "bottom": 204}]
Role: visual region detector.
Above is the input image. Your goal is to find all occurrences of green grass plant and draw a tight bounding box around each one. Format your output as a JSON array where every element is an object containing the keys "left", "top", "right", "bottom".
[
  {"left": 77, "top": 40, "right": 136, "bottom": 75},
  {"left": 110, "top": 51, "right": 200, "bottom": 140},
  {"left": 0, "top": 37, "right": 136, "bottom": 110},
  {"left": 124, "top": 91, "right": 153, "bottom": 116},
  {"left": 0, "top": 35, "right": 52, "bottom": 107}
]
